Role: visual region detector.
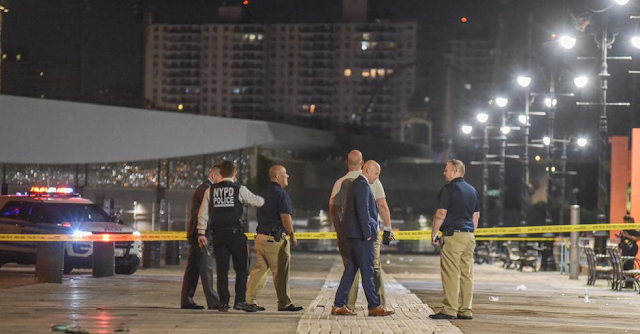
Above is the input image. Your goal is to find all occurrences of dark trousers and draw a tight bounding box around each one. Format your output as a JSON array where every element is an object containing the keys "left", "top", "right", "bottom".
[
  {"left": 213, "top": 230, "right": 249, "bottom": 304},
  {"left": 180, "top": 239, "right": 220, "bottom": 308},
  {"left": 334, "top": 237, "right": 380, "bottom": 309}
]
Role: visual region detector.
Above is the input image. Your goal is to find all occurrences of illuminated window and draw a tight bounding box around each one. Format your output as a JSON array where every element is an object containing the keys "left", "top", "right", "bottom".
[
  {"left": 16, "top": 54, "right": 22, "bottom": 61},
  {"left": 361, "top": 41, "right": 370, "bottom": 51},
  {"left": 362, "top": 71, "right": 370, "bottom": 77},
  {"left": 344, "top": 69, "right": 352, "bottom": 77},
  {"left": 178, "top": 104, "right": 184, "bottom": 111},
  {"left": 39, "top": 72, "right": 44, "bottom": 77},
  {"left": 362, "top": 33, "right": 371, "bottom": 41},
  {"left": 310, "top": 104, "right": 316, "bottom": 114},
  {"left": 370, "top": 69, "right": 376, "bottom": 78},
  {"left": 377, "top": 69, "right": 385, "bottom": 77}
]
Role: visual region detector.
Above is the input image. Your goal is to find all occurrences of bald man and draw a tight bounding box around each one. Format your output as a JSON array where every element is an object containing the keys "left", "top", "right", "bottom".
[
  {"left": 333, "top": 161, "right": 394, "bottom": 317},
  {"left": 329, "top": 150, "right": 394, "bottom": 311},
  {"left": 245, "top": 165, "right": 304, "bottom": 312}
]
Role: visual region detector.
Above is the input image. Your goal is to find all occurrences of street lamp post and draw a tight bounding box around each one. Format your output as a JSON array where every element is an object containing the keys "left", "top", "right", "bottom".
[
  {"left": 495, "top": 98, "right": 509, "bottom": 227},
  {"left": 482, "top": 124, "right": 490, "bottom": 228},
  {"left": 556, "top": 137, "right": 588, "bottom": 225},
  {"left": 464, "top": 113, "right": 492, "bottom": 227},
  {"left": 572, "top": 1, "right": 633, "bottom": 253}
]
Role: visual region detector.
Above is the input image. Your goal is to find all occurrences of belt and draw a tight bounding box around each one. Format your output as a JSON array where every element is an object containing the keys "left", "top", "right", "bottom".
[{"left": 443, "top": 229, "right": 474, "bottom": 236}]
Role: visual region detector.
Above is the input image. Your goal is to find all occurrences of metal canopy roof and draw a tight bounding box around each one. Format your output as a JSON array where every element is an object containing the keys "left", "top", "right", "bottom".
[{"left": 0, "top": 95, "right": 338, "bottom": 164}]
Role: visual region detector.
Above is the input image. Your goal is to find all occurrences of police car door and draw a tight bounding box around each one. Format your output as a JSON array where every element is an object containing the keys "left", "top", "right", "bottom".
[{"left": 0, "top": 201, "right": 34, "bottom": 253}]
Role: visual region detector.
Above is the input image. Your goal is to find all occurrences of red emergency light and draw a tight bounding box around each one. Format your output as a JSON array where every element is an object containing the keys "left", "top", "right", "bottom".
[{"left": 29, "top": 186, "right": 75, "bottom": 196}]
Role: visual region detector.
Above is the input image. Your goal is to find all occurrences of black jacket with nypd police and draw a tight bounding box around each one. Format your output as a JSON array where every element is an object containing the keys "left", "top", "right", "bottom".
[{"left": 197, "top": 178, "right": 265, "bottom": 235}]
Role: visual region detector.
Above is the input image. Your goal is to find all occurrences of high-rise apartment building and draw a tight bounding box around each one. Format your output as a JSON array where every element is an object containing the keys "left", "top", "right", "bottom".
[{"left": 144, "top": 17, "right": 416, "bottom": 139}]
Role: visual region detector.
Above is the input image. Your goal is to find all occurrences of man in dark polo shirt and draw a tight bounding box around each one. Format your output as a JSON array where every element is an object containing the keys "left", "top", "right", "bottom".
[
  {"left": 429, "top": 159, "right": 479, "bottom": 320},
  {"left": 245, "top": 165, "right": 304, "bottom": 312}
]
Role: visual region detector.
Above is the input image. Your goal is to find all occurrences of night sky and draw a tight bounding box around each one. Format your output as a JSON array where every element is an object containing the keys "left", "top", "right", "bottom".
[{"left": 1, "top": 0, "right": 500, "bottom": 93}]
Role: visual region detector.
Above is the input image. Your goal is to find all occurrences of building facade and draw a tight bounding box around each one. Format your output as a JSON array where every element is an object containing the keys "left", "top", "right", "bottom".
[{"left": 144, "top": 20, "right": 416, "bottom": 139}]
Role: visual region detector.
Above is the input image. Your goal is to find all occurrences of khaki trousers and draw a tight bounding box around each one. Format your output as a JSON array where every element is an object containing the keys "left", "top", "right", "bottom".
[
  {"left": 337, "top": 233, "right": 385, "bottom": 310},
  {"left": 440, "top": 232, "right": 475, "bottom": 317},
  {"left": 245, "top": 234, "right": 292, "bottom": 308}
]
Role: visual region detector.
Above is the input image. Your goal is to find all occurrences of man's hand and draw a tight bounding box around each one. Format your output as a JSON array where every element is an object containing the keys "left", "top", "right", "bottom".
[
  {"left": 431, "top": 234, "right": 441, "bottom": 247},
  {"left": 198, "top": 235, "right": 208, "bottom": 248},
  {"left": 289, "top": 233, "right": 298, "bottom": 248},
  {"left": 388, "top": 230, "right": 396, "bottom": 241},
  {"left": 366, "top": 236, "right": 372, "bottom": 241}
]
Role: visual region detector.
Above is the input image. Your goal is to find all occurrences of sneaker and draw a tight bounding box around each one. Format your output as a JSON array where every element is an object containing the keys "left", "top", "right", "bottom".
[
  {"left": 233, "top": 302, "right": 258, "bottom": 312},
  {"left": 278, "top": 304, "right": 304, "bottom": 312}
]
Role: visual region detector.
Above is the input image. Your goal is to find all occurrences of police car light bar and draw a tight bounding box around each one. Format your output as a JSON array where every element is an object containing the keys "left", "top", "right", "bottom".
[{"left": 29, "top": 186, "right": 75, "bottom": 194}]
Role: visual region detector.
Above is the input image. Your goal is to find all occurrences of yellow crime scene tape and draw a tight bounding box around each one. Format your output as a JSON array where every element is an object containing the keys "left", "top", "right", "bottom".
[{"left": 0, "top": 223, "right": 637, "bottom": 242}]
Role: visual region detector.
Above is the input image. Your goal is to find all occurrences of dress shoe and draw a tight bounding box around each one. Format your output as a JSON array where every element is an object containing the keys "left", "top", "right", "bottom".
[
  {"left": 278, "top": 304, "right": 304, "bottom": 312},
  {"left": 233, "top": 302, "right": 258, "bottom": 312},
  {"left": 457, "top": 314, "right": 473, "bottom": 320},
  {"left": 331, "top": 305, "right": 356, "bottom": 316},
  {"left": 207, "top": 304, "right": 220, "bottom": 310},
  {"left": 218, "top": 303, "right": 230, "bottom": 312},
  {"left": 429, "top": 312, "right": 456, "bottom": 320},
  {"left": 180, "top": 303, "right": 204, "bottom": 310},
  {"left": 248, "top": 304, "right": 266, "bottom": 311},
  {"left": 368, "top": 305, "right": 394, "bottom": 317}
]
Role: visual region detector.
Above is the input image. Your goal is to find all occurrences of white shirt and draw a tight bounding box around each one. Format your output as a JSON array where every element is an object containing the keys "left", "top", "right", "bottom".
[
  {"left": 330, "top": 170, "right": 386, "bottom": 201},
  {"left": 197, "top": 178, "right": 264, "bottom": 234}
]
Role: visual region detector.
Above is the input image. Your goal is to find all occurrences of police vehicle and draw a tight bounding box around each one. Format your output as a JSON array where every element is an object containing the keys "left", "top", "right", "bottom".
[{"left": 0, "top": 186, "right": 141, "bottom": 274}]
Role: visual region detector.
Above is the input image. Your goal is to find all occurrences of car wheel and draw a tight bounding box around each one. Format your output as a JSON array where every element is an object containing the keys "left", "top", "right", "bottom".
[
  {"left": 115, "top": 264, "right": 138, "bottom": 275},
  {"left": 63, "top": 253, "right": 73, "bottom": 274}
]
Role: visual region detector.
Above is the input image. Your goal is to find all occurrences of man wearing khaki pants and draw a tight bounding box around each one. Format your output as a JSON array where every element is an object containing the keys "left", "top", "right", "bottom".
[
  {"left": 429, "top": 159, "right": 479, "bottom": 320},
  {"left": 245, "top": 165, "right": 304, "bottom": 312}
]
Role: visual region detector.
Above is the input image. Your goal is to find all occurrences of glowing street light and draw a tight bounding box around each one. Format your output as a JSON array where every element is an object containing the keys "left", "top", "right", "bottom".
[
  {"left": 461, "top": 125, "right": 473, "bottom": 134},
  {"left": 574, "top": 76, "right": 588, "bottom": 88},
  {"left": 543, "top": 136, "right": 551, "bottom": 146},
  {"left": 518, "top": 114, "right": 528, "bottom": 125},
  {"left": 614, "top": 0, "right": 629, "bottom": 5},
  {"left": 495, "top": 97, "right": 508, "bottom": 108},
  {"left": 476, "top": 113, "right": 489, "bottom": 123},
  {"left": 544, "top": 97, "right": 558, "bottom": 108},
  {"left": 500, "top": 126, "right": 511, "bottom": 135},
  {"left": 559, "top": 35, "right": 577, "bottom": 49},
  {"left": 632, "top": 36, "right": 640, "bottom": 49},
  {"left": 517, "top": 76, "right": 532, "bottom": 88},
  {"left": 577, "top": 137, "right": 588, "bottom": 147}
]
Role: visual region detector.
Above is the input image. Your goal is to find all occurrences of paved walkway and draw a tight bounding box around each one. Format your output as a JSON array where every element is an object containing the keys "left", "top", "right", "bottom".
[{"left": 298, "top": 262, "right": 462, "bottom": 334}]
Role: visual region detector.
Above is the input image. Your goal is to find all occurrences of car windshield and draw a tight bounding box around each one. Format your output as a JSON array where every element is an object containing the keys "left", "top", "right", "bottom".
[{"left": 44, "top": 203, "right": 112, "bottom": 223}]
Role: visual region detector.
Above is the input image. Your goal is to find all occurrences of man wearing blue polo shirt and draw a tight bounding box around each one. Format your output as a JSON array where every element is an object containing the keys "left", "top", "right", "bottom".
[
  {"left": 429, "top": 159, "right": 480, "bottom": 321},
  {"left": 245, "top": 165, "right": 304, "bottom": 312}
]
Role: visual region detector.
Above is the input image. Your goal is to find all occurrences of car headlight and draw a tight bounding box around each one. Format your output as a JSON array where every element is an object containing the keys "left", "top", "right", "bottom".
[{"left": 72, "top": 230, "right": 92, "bottom": 238}]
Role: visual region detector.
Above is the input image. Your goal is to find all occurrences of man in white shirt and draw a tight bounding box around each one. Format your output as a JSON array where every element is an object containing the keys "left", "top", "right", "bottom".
[{"left": 329, "top": 150, "right": 394, "bottom": 312}]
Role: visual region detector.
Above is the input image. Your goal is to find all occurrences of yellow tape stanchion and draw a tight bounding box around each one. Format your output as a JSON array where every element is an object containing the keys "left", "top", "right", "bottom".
[{"left": 0, "top": 223, "right": 637, "bottom": 242}]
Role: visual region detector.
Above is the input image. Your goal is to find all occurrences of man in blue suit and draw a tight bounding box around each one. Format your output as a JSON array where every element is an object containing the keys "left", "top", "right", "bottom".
[{"left": 332, "top": 160, "right": 394, "bottom": 317}]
